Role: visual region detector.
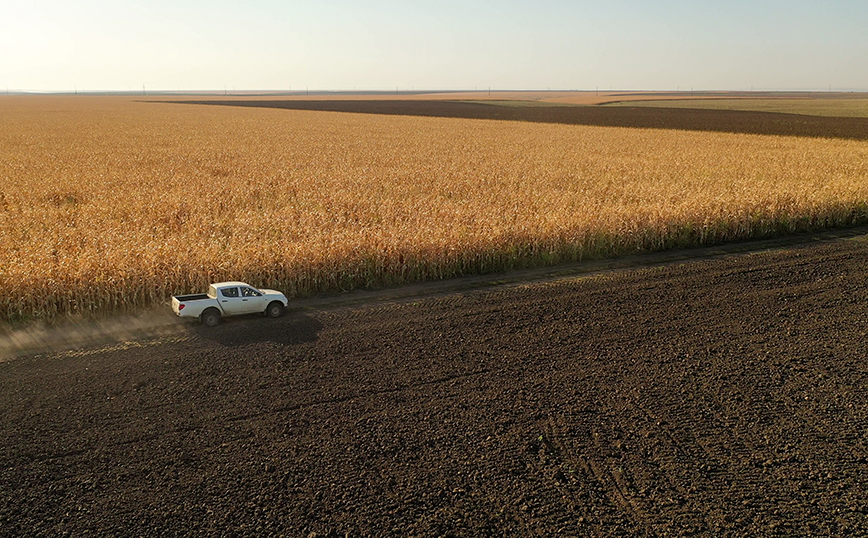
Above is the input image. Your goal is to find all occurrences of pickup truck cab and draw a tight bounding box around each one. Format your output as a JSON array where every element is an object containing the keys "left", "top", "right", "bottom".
[{"left": 172, "top": 282, "right": 288, "bottom": 327}]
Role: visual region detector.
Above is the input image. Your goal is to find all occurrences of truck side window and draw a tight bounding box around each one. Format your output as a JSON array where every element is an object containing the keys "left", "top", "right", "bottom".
[
  {"left": 220, "top": 287, "right": 239, "bottom": 298},
  {"left": 242, "top": 287, "right": 261, "bottom": 297}
]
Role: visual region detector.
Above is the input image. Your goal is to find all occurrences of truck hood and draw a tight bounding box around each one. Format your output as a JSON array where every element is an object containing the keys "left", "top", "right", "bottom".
[{"left": 261, "top": 289, "right": 284, "bottom": 296}]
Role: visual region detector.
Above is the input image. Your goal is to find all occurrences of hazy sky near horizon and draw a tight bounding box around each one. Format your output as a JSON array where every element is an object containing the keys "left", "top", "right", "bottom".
[{"left": 3, "top": 0, "right": 867, "bottom": 92}]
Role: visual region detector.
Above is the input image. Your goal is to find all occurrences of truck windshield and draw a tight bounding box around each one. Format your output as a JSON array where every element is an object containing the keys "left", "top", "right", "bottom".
[{"left": 208, "top": 285, "right": 217, "bottom": 299}]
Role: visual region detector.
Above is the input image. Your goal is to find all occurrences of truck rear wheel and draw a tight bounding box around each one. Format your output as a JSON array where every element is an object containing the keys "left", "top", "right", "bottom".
[
  {"left": 266, "top": 301, "right": 285, "bottom": 318},
  {"left": 201, "top": 309, "right": 221, "bottom": 327}
]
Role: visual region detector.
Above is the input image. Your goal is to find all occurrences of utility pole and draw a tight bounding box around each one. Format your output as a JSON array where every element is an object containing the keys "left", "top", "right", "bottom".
[{"left": 142, "top": 84, "right": 146, "bottom": 96}]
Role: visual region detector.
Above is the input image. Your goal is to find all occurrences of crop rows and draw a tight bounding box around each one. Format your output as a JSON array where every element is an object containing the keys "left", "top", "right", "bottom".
[{"left": 1, "top": 96, "right": 868, "bottom": 322}]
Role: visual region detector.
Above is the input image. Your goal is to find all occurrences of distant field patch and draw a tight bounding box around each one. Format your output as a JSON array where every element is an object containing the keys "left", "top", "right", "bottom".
[
  {"left": 608, "top": 98, "right": 868, "bottom": 118},
  {"left": 460, "top": 100, "right": 571, "bottom": 108}
]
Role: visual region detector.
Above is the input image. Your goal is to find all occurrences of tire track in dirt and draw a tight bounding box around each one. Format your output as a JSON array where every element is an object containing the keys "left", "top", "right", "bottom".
[{"left": 223, "top": 368, "right": 493, "bottom": 423}]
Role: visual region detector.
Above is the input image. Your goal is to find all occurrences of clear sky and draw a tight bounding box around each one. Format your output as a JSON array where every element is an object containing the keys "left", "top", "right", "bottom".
[{"left": 3, "top": 0, "right": 867, "bottom": 93}]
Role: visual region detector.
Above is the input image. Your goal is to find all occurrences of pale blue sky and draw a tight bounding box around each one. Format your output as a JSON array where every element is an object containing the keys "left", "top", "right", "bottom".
[{"left": 3, "top": 0, "right": 867, "bottom": 92}]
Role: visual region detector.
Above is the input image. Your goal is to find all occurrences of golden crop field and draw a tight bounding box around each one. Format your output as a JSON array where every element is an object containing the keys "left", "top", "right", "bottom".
[{"left": 2, "top": 95, "right": 868, "bottom": 323}]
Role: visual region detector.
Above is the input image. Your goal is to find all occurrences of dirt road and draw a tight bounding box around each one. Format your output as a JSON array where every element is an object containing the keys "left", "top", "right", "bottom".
[{"left": 2, "top": 234, "right": 868, "bottom": 536}]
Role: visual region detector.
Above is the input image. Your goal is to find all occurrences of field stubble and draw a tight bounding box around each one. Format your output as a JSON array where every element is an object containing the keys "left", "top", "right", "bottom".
[{"left": 2, "top": 96, "right": 868, "bottom": 322}]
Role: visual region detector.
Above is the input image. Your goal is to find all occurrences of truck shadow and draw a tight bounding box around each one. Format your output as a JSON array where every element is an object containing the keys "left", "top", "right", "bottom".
[{"left": 188, "top": 311, "right": 323, "bottom": 347}]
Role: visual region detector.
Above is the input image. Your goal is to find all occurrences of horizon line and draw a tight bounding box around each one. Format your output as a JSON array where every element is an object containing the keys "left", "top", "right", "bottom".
[{"left": 4, "top": 88, "right": 868, "bottom": 97}]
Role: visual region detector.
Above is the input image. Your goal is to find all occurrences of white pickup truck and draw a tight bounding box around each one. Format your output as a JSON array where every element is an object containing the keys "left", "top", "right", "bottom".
[{"left": 172, "top": 282, "right": 289, "bottom": 327}]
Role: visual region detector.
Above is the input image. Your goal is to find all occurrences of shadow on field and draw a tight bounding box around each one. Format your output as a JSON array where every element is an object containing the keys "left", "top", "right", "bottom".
[{"left": 190, "top": 312, "right": 323, "bottom": 347}]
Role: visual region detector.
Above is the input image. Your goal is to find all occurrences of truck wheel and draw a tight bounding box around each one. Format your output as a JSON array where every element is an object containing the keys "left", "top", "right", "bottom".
[
  {"left": 266, "top": 301, "right": 285, "bottom": 318},
  {"left": 201, "top": 309, "right": 221, "bottom": 327}
]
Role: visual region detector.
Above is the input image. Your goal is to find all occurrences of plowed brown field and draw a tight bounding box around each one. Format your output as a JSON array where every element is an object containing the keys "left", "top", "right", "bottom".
[
  {"left": 3, "top": 234, "right": 868, "bottom": 537},
  {"left": 176, "top": 99, "right": 868, "bottom": 140}
]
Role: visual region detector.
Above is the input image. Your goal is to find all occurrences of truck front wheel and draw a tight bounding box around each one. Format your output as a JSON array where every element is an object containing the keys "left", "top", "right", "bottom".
[
  {"left": 201, "top": 309, "right": 221, "bottom": 327},
  {"left": 266, "top": 301, "right": 285, "bottom": 318}
]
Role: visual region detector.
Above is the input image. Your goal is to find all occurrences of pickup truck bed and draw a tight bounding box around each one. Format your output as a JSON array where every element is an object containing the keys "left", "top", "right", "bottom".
[{"left": 173, "top": 293, "right": 209, "bottom": 302}]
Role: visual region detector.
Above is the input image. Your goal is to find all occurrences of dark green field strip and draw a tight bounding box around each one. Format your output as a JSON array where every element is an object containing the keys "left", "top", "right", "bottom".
[{"left": 170, "top": 99, "right": 868, "bottom": 140}]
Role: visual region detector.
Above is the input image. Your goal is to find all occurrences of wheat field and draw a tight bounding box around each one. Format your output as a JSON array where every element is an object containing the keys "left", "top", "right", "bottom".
[{"left": 2, "top": 96, "right": 867, "bottom": 322}]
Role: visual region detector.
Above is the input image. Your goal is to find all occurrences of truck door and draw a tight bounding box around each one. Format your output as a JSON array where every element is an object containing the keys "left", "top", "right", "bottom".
[
  {"left": 217, "top": 286, "right": 245, "bottom": 315},
  {"left": 239, "top": 286, "right": 267, "bottom": 314}
]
